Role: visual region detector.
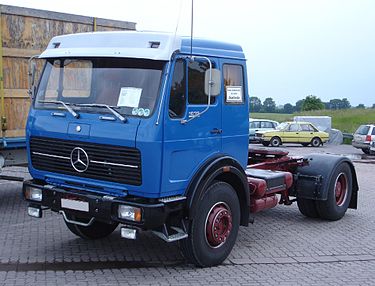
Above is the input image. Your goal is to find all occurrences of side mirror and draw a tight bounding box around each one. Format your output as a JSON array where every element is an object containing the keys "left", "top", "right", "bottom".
[{"left": 204, "top": 68, "right": 221, "bottom": 97}]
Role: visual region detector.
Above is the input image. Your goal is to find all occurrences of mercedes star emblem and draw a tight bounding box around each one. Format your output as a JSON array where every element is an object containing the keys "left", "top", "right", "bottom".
[{"left": 70, "top": 147, "right": 89, "bottom": 173}]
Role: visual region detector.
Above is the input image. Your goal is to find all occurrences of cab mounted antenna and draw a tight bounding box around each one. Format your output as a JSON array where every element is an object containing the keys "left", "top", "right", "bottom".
[{"left": 190, "top": 0, "right": 194, "bottom": 58}]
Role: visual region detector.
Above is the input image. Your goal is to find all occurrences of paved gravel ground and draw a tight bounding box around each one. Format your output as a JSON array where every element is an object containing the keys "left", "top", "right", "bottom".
[{"left": 0, "top": 144, "right": 374, "bottom": 285}]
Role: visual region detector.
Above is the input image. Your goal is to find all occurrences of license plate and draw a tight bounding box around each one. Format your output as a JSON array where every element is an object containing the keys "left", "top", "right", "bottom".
[{"left": 61, "top": 198, "right": 89, "bottom": 212}]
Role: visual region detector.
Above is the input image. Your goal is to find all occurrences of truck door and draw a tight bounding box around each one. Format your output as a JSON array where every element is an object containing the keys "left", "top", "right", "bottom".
[
  {"left": 221, "top": 61, "right": 249, "bottom": 168},
  {"left": 162, "top": 57, "right": 222, "bottom": 196}
]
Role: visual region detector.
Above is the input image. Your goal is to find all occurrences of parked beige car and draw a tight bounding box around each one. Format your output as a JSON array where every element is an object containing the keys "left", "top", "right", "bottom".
[{"left": 256, "top": 121, "right": 329, "bottom": 147}]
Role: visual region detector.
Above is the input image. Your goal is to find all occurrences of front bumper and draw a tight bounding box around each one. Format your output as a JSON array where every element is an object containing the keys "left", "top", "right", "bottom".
[
  {"left": 23, "top": 180, "right": 185, "bottom": 230},
  {"left": 370, "top": 141, "right": 375, "bottom": 153},
  {"left": 255, "top": 136, "right": 267, "bottom": 143}
]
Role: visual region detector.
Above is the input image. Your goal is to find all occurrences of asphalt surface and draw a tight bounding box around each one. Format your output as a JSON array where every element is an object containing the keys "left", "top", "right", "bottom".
[{"left": 0, "top": 144, "right": 374, "bottom": 285}]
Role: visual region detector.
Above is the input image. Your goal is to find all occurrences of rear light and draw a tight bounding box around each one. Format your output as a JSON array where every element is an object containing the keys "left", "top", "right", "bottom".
[{"left": 366, "top": 135, "right": 372, "bottom": 142}]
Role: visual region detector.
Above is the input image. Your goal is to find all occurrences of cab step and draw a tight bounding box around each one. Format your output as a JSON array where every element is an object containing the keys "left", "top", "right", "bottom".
[{"left": 152, "top": 222, "right": 188, "bottom": 242}]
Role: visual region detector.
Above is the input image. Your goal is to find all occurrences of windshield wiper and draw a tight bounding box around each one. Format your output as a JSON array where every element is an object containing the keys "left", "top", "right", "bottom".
[
  {"left": 74, "top": 103, "right": 127, "bottom": 123},
  {"left": 38, "top": 100, "right": 79, "bottom": 118}
]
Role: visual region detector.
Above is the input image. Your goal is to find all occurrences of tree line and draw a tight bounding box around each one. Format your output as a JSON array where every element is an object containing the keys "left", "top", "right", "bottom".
[{"left": 250, "top": 95, "right": 374, "bottom": 113}]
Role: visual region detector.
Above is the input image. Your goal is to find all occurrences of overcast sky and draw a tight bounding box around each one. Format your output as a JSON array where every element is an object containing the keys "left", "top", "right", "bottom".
[{"left": 1, "top": 0, "right": 374, "bottom": 107}]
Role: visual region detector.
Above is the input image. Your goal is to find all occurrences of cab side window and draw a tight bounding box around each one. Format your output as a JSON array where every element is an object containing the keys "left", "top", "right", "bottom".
[
  {"left": 223, "top": 64, "right": 244, "bottom": 104},
  {"left": 169, "top": 59, "right": 186, "bottom": 118}
]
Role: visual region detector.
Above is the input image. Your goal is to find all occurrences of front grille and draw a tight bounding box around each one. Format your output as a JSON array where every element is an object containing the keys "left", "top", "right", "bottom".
[{"left": 30, "top": 136, "right": 142, "bottom": 185}]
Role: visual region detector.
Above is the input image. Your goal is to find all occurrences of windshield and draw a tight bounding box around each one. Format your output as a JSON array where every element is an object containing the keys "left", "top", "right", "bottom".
[
  {"left": 276, "top": 122, "right": 289, "bottom": 130},
  {"left": 35, "top": 58, "right": 165, "bottom": 117}
]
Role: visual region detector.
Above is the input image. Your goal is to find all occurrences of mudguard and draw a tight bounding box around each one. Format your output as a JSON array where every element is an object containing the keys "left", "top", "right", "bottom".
[
  {"left": 295, "top": 154, "right": 359, "bottom": 209},
  {"left": 185, "top": 155, "right": 250, "bottom": 226}
]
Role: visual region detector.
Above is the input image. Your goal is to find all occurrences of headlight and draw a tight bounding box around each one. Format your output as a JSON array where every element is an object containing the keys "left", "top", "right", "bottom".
[
  {"left": 24, "top": 186, "right": 43, "bottom": 202},
  {"left": 118, "top": 205, "right": 142, "bottom": 222}
]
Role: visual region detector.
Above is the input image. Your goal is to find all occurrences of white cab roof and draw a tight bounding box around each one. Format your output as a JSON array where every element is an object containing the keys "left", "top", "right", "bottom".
[{"left": 40, "top": 31, "right": 182, "bottom": 61}]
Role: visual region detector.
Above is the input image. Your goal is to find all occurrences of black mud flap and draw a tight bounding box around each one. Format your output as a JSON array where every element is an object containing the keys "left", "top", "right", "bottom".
[{"left": 295, "top": 153, "right": 359, "bottom": 209}]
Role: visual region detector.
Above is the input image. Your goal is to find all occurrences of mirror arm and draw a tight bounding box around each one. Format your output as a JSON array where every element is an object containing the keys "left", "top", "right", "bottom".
[
  {"left": 181, "top": 56, "right": 213, "bottom": 125},
  {"left": 27, "top": 55, "right": 40, "bottom": 100}
]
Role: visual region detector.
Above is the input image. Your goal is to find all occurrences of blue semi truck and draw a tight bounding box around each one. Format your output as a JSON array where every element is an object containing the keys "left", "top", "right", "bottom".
[{"left": 23, "top": 31, "right": 358, "bottom": 267}]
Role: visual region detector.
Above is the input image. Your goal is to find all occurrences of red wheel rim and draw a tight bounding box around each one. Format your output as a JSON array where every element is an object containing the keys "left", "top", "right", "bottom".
[
  {"left": 205, "top": 202, "right": 232, "bottom": 248},
  {"left": 335, "top": 173, "right": 348, "bottom": 206}
]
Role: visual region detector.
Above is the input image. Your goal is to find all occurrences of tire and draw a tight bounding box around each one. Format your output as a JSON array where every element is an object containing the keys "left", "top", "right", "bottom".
[
  {"left": 270, "top": 137, "right": 281, "bottom": 147},
  {"left": 64, "top": 216, "right": 119, "bottom": 239},
  {"left": 362, "top": 148, "right": 370, "bottom": 154},
  {"left": 297, "top": 197, "right": 319, "bottom": 218},
  {"left": 311, "top": 137, "right": 322, "bottom": 147},
  {"left": 301, "top": 143, "right": 309, "bottom": 147},
  {"left": 262, "top": 142, "right": 270, "bottom": 147},
  {"left": 315, "top": 163, "right": 352, "bottom": 221},
  {"left": 179, "top": 182, "right": 240, "bottom": 267}
]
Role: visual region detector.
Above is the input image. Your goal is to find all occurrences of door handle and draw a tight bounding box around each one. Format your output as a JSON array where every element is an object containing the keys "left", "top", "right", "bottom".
[{"left": 210, "top": 128, "right": 222, "bottom": 134}]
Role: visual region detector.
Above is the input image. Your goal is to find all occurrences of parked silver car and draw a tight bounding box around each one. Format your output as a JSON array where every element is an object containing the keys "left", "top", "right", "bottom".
[{"left": 352, "top": 124, "right": 375, "bottom": 154}]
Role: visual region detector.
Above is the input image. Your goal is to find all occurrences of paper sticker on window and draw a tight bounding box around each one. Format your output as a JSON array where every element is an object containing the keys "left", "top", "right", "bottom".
[
  {"left": 226, "top": 86, "right": 243, "bottom": 103},
  {"left": 117, "top": 87, "right": 142, "bottom": 107}
]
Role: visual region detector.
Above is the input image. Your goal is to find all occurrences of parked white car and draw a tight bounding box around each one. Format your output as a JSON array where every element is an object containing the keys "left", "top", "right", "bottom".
[
  {"left": 352, "top": 124, "right": 375, "bottom": 154},
  {"left": 249, "top": 118, "right": 278, "bottom": 142}
]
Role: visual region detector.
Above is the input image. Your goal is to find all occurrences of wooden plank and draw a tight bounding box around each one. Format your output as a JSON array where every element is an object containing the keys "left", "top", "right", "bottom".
[
  {"left": 3, "top": 47, "right": 42, "bottom": 58},
  {"left": 2, "top": 129, "right": 25, "bottom": 137},
  {"left": 0, "top": 4, "right": 136, "bottom": 30},
  {"left": 3, "top": 57, "right": 28, "bottom": 89},
  {"left": 4, "top": 89, "right": 28, "bottom": 98},
  {"left": 3, "top": 97, "right": 30, "bottom": 135}
]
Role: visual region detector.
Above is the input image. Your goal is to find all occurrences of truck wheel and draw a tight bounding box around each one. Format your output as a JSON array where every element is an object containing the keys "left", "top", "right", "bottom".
[
  {"left": 270, "top": 137, "right": 281, "bottom": 147},
  {"left": 311, "top": 137, "right": 322, "bottom": 147},
  {"left": 179, "top": 182, "right": 240, "bottom": 267},
  {"left": 297, "top": 198, "right": 319, "bottom": 218},
  {"left": 316, "top": 163, "right": 352, "bottom": 221},
  {"left": 65, "top": 218, "right": 118, "bottom": 239}
]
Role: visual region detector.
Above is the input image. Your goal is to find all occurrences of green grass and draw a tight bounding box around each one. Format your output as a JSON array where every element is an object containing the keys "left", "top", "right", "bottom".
[{"left": 251, "top": 109, "right": 375, "bottom": 133}]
